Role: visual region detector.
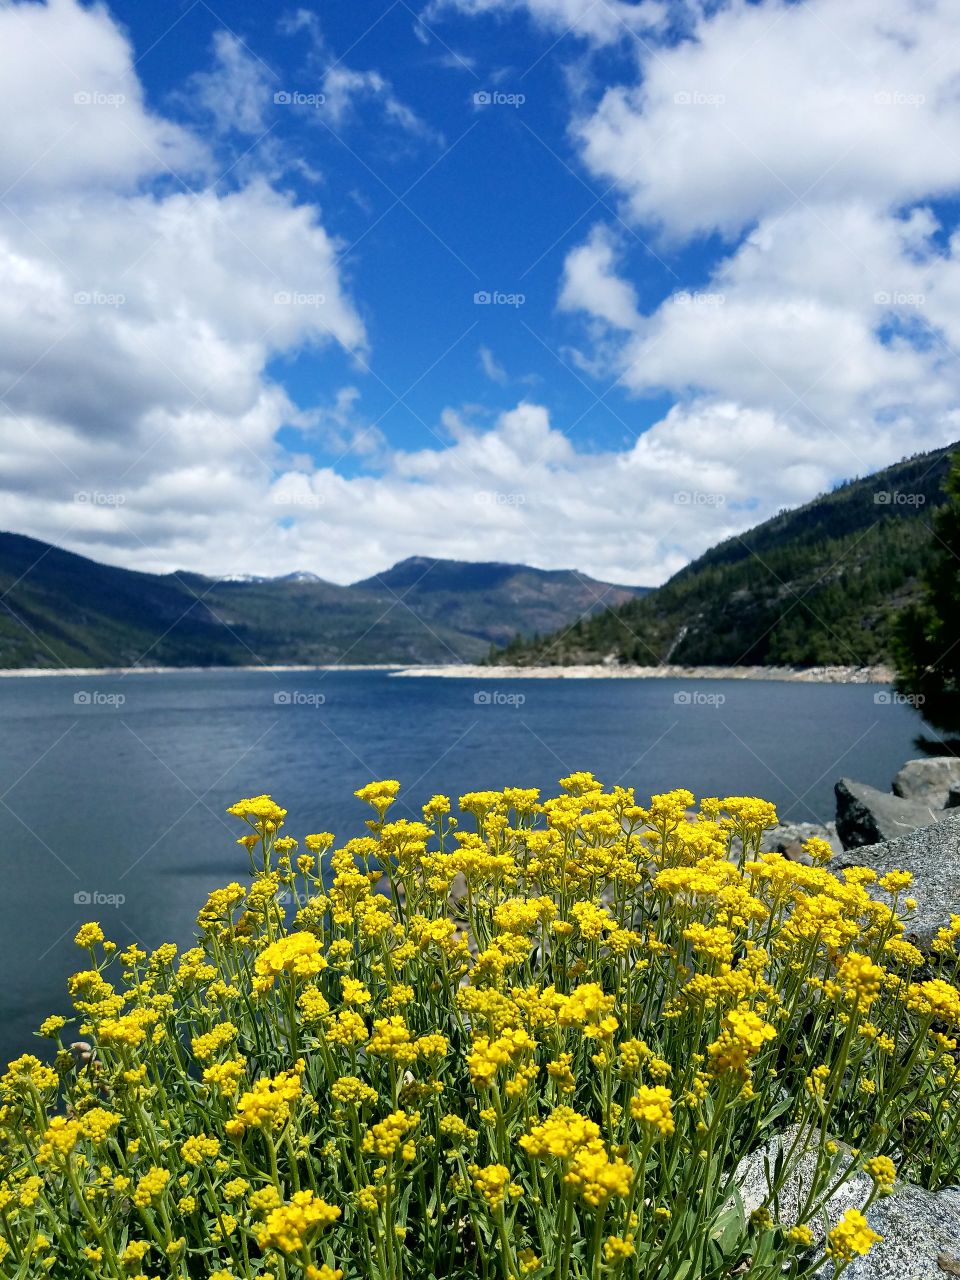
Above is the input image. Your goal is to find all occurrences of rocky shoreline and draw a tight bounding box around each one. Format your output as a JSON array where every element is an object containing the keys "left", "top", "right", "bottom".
[{"left": 391, "top": 662, "right": 895, "bottom": 683}]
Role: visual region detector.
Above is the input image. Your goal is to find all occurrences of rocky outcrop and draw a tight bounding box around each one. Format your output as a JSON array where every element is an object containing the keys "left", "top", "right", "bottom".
[
  {"left": 835, "top": 778, "right": 949, "bottom": 849},
  {"left": 893, "top": 759, "right": 960, "bottom": 809},
  {"left": 832, "top": 812, "right": 960, "bottom": 950},
  {"left": 735, "top": 1129, "right": 960, "bottom": 1280},
  {"left": 763, "top": 821, "right": 842, "bottom": 862}
]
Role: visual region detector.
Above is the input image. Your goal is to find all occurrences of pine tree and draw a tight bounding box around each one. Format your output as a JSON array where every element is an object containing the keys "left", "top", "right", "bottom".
[{"left": 893, "top": 453, "right": 960, "bottom": 729}]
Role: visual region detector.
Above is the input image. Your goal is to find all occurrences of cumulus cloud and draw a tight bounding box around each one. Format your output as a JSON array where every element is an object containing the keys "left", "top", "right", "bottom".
[
  {"left": 575, "top": 0, "right": 960, "bottom": 239},
  {"left": 0, "top": 0, "right": 206, "bottom": 192},
  {"left": 10, "top": 398, "right": 804, "bottom": 587},
  {"left": 553, "top": 0, "right": 960, "bottom": 501},
  {"left": 0, "top": 0, "right": 366, "bottom": 573}
]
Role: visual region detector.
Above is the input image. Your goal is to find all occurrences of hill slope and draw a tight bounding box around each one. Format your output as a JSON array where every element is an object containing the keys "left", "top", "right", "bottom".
[
  {"left": 0, "top": 534, "right": 644, "bottom": 669},
  {"left": 354, "top": 557, "right": 644, "bottom": 647},
  {"left": 494, "top": 445, "right": 955, "bottom": 669}
]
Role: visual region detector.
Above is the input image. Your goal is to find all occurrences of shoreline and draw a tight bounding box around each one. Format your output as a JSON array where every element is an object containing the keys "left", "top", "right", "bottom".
[
  {"left": 0, "top": 663, "right": 403, "bottom": 678},
  {"left": 0, "top": 661, "right": 895, "bottom": 684},
  {"left": 390, "top": 663, "right": 896, "bottom": 684}
]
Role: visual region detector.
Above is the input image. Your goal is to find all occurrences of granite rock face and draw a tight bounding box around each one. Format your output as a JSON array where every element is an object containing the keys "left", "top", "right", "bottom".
[
  {"left": 893, "top": 758, "right": 960, "bottom": 809},
  {"left": 735, "top": 1130, "right": 960, "bottom": 1280},
  {"left": 835, "top": 778, "right": 949, "bottom": 849},
  {"left": 831, "top": 811, "right": 960, "bottom": 949}
]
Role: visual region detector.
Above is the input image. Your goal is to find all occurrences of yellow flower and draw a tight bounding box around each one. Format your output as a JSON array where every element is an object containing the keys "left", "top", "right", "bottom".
[
  {"left": 74, "top": 922, "right": 104, "bottom": 948},
  {"left": 256, "top": 1191, "right": 340, "bottom": 1255},
  {"left": 837, "top": 952, "right": 886, "bottom": 1007},
  {"left": 254, "top": 933, "right": 325, "bottom": 989},
  {"left": 707, "top": 1006, "right": 777, "bottom": 1074},
  {"left": 827, "top": 1209, "right": 882, "bottom": 1260},
  {"left": 470, "top": 1163, "right": 512, "bottom": 1208},
  {"left": 133, "top": 1167, "right": 171, "bottom": 1208},
  {"left": 180, "top": 1133, "right": 221, "bottom": 1165},
  {"left": 865, "top": 1155, "right": 896, "bottom": 1194},
  {"left": 630, "top": 1085, "right": 674, "bottom": 1136}
]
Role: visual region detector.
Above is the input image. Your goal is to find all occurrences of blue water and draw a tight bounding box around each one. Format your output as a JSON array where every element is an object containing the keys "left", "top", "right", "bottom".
[{"left": 0, "top": 669, "right": 928, "bottom": 1061}]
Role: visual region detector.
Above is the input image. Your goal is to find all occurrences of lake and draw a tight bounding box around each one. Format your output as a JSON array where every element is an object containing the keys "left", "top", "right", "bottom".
[{"left": 0, "top": 668, "right": 928, "bottom": 1062}]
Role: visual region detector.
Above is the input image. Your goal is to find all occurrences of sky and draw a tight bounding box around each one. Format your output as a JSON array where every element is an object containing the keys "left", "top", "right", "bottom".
[{"left": 1, "top": 0, "right": 960, "bottom": 586}]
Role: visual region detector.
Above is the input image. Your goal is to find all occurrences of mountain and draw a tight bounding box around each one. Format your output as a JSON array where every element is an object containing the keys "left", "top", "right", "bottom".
[
  {"left": 0, "top": 534, "right": 645, "bottom": 669},
  {"left": 493, "top": 444, "right": 955, "bottom": 669},
  {"left": 353, "top": 557, "right": 645, "bottom": 648}
]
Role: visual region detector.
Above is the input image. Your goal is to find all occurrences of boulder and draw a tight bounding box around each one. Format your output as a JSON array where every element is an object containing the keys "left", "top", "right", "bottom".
[
  {"left": 835, "top": 778, "right": 949, "bottom": 849},
  {"left": 735, "top": 1129, "right": 960, "bottom": 1280},
  {"left": 762, "top": 821, "right": 842, "bottom": 863},
  {"left": 834, "top": 1183, "right": 960, "bottom": 1280},
  {"left": 831, "top": 811, "right": 960, "bottom": 950},
  {"left": 893, "top": 758, "right": 960, "bottom": 808}
]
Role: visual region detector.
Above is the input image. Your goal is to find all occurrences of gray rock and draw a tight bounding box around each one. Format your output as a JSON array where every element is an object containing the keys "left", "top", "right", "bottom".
[
  {"left": 832, "top": 811, "right": 960, "bottom": 950},
  {"left": 762, "top": 821, "right": 842, "bottom": 863},
  {"left": 735, "top": 1129, "right": 960, "bottom": 1280},
  {"left": 835, "top": 778, "right": 949, "bottom": 849},
  {"left": 823, "top": 1183, "right": 960, "bottom": 1280},
  {"left": 893, "top": 758, "right": 960, "bottom": 809},
  {"left": 735, "top": 1126, "right": 870, "bottom": 1231}
]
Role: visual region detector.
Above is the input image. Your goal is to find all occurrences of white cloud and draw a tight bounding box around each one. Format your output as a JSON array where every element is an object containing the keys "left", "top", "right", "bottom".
[
  {"left": 552, "top": 0, "right": 960, "bottom": 508},
  {"left": 5, "top": 0, "right": 960, "bottom": 599},
  {"left": 424, "top": 0, "right": 670, "bottom": 46},
  {"left": 559, "top": 225, "right": 640, "bottom": 329},
  {"left": 0, "top": 0, "right": 367, "bottom": 574},
  {"left": 320, "top": 64, "right": 438, "bottom": 140},
  {"left": 479, "top": 345, "right": 508, "bottom": 383},
  {"left": 184, "top": 31, "right": 275, "bottom": 136},
  {"left": 20, "top": 391, "right": 946, "bottom": 590},
  {"left": 576, "top": 0, "right": 960, "bottom": 239},
  {"left": 276, "top": 9, "right": 441, "bottom": 142},
  {"left": 0, "top": 0, "right": 206, "bottom": 193}
]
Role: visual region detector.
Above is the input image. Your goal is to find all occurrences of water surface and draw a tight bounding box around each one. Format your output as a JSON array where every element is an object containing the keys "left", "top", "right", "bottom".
[{"left": 0, "top": 669, "right": 927, "bottom": 1061}]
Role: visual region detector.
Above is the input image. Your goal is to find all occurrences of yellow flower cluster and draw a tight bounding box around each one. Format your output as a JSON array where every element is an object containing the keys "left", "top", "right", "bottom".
[
  {"left": 256, "top": 1191, "right": 340, "bottom": 1254},
  {"left": 7, "top": 778, "right": 959, "bottom": 1280}
]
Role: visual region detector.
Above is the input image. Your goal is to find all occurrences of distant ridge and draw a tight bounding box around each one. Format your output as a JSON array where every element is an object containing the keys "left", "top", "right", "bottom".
[
  {"left": 0, "top": 533, "right": 645, "bottom": 669},
  {"left": 493, "top": 444, "right": 956, "bottom": 669}
]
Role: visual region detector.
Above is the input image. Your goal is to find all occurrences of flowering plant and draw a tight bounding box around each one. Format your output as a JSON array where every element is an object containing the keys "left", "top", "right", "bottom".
[{"left": 4, "top": 776, "right": 960, "bottom": 1279}]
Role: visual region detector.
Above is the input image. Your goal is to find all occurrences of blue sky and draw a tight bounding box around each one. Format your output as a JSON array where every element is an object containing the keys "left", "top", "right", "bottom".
[
  {"left": 1, "top": 0, "right": 959, "bottom": 584},
  {"left": 131, "top": 0, "right": 687, "bottom": 456}
]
